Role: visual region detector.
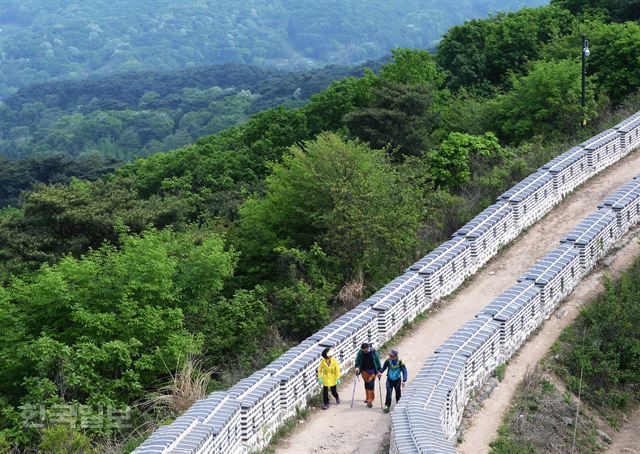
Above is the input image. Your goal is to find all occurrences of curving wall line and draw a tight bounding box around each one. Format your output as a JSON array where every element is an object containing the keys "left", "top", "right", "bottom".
[
  {"left": 390, "top": 114, "right": 640, "bottom": 453},
  {"left": 135, "top": 111, "right": 640, "bottom": 454}
]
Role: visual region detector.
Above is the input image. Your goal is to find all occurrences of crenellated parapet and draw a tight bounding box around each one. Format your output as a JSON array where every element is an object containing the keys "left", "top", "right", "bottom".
[{"left": 135, "top": 112, "right": 640, "bottom": 454}]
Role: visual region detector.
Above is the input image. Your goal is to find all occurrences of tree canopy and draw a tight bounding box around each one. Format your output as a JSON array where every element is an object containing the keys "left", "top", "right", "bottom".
[
  {"left": 1, "top": 1, "right": 640, "bottom": 450},
  {"left": 0, "top": 0, "right": 547, "bottom": 97}
]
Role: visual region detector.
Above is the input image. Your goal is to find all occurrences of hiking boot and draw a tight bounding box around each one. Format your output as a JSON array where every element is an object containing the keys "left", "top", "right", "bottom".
[
  {"left": 335, "top": 396, "right": 340, "bottom": 404},
  {"left": 364, "top": 399, "right": 368, "bottom": 404},
  {"left": 367, "top": 402, "right": 373, "bottom": 408},
  {"left": 322, "top": 404, "right": 329, "bottom": 410},
  {"left": 383, "top": 405, "right": 390, "bottom": 413}
]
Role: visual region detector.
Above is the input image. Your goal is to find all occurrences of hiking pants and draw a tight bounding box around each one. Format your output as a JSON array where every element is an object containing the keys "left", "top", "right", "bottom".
[
  {"left": 362, "top": 370, "right": 377, "bottom": 404},
  {"left": 385, "top": 378, "right": 402, "bottom": 407},
  {"left": 322, "top": 385, "right": 339, "bottom": 405}
]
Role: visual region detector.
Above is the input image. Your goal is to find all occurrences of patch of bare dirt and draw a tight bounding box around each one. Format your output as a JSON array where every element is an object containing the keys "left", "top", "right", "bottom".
[{"left": 605, "top": 408, "right": 640, "bottom": 454}]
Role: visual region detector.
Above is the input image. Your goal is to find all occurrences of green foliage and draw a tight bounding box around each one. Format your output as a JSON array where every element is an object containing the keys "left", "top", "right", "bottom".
[
  {"left": 273, "top": 281, "right": 331, "bottom": 340},
  {"left": 432, "top": 89, "right": 496, "bottom": 141},
  {"left": 550, "top": 0, "right": 640, "bottom": 21},
  {"left": 379, "top": 48, "right": 445, "bottom": 87},
  {"left": 304, "top": 75, "right": 375, "bottom": 136},
  {"left": 436, "top": 6, "right": 575, "bottom": 91},
  {"left": 0, "top": 177, "right": 195, "bottom": 279},
  {"left": 39, "top": 425, "right": 94, "bottom": 454},
  {"left": 554, "top": 256, "right": 640, "bottom": 412},
  {"left": 126, "top": 105, "right": 310, "bottom": 200},
  {"left": 429, "top": 132, "right": 505, "bottom": 190},
  {"left": 238, "top": 132, "right": 422, "bottom": 287},
  {"left": 0, "top": 63, "right": 361, "bottom": 164},
  {"left": 1, "top": 232, "right": 226, "bottom": 438},
  {"left": 587, "top": 22, "right": 640, "bottom": 105},
  {"left": 5, "top": 228, "right": 237, "bottom": 405},
  {"left": 494, "top": 59, "right": 599, "bottom": 142},
  {"left": 199, "top": 288, "right": 268, "bottom": 364},
  {"left": 344, "top": 80, "right": 440, "bottom": 158},
  {"left": 494, "top": 363, "right": 507, "bottom": 382},
  {"left": 542, "top": 20, "right": 640, "bottom": 105},
  {"left": 489, "top": 437, "right": 539, "bottom": 454},
  {"left": 0, "top": 226, "right": 260, "bottom": 448},
  {"left": 0, "top": 153, "right": 119, "bottom": 208},
  {"left": 0, "top": 0, "right": 548, "bottom": 97}
]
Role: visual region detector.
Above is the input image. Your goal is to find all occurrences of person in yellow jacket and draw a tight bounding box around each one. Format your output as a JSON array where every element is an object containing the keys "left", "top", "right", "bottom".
[{"left": 317, "top": 347, "right": 341, "bottom": 410}]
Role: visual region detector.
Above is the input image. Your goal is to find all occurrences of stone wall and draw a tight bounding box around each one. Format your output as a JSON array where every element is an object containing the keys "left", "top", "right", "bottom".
[
  {"left": 390, "top": 112, "right": 640, "bottom": 453},
  {"left": 135, "top": 112, "right": 640, "bottom": 454}
]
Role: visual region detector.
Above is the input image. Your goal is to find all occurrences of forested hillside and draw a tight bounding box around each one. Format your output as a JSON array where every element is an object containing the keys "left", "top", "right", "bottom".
[
  {"left": 0, "top": 61, "right": 375, "bottom": 207},
  {"left": 0, "top": 1, "right": 639, "bottom": 452},
  {"left": 0, "top": 0, "right": 549, "bottom": 97}
]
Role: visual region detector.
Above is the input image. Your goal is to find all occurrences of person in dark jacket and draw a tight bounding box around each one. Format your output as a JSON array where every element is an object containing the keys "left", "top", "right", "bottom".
[
  {"left": 354, "top": 343, "right": 381, "bottom": 408},
  {"left": 378, "top": 349, "right": 408, "bottom": 412}
]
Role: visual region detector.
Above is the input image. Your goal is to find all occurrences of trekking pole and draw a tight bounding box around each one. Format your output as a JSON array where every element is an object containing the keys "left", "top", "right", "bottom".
[
  {"left": 350, "top": 374, "right": 359, "bottom": 408},
  {"left": 378, "top": 376, "right": 383, "bottom": 409}
]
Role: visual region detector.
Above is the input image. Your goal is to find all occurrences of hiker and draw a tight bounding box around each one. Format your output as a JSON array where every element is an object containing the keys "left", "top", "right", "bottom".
[
  {"left": 378, "top": 349, "right": 408, "bottom": 413},
  {"left": 354, "top": 342, "right": 381, "bottom": 408},
  {"left": 317, "top": 347, "right": 341, "bottom": 410}
]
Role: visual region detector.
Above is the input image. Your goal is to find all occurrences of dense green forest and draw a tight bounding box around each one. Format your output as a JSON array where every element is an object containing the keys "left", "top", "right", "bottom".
[
  {"left": 0, "top": 62, "right": 373, "bottom": 162},
  {"left": 0, "top": 0, "right": 639, "bottom": 451},
  {"left": 0, "top": 62, "right": 376, "bottom": 207},
  {"left": 0, "top": 0, "right": 550, "bottom": 97}
]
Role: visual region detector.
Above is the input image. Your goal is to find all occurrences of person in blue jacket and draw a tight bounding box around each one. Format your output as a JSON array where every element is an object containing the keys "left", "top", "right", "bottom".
[{"left": 378, "top": 349, "right": 408, "bottom": 413}]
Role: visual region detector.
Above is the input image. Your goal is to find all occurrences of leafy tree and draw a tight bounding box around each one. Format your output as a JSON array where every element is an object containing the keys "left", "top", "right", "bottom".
[
  {"left": 436, "top": 6, "right": 575, "bottom": 91},
  {"left": 238, "top": 132, "right": 422, "bottom": 287},
  {"left": 304, "top": 74, "right": 375, "bottom": 136},
  {"left": 0, "top": 287, "right": 26, "bottom": 398},
  {"left": 379, "top": 48, "right": 445, "bottom": 87},
  {"left": 493, "top": 58, "right": 599, "bottom": 142},
  {"left": 199, "top": 288, "right": 268, "bottom": 364},
  {"left": 431, "top": 89, "right": 496, "bottom": 141},
  {"left": 0, "top": 153, "right": 120, "bottom": 208},
  {"left": 544, "top": 21, "right": 640, "bottom": 105},
  {"left": 2, "top": 228, "right": 235, "bottom": 412},
  {"left": 273, "top": 280, "right": 330, "bottom": 340},
  {"left": 0, "top": 178, "right": 194, "bottom": 279},
  {"left": 429, "top": 132, "right": 505, "bottom": 190},
  {"left": 587, "top": 22, "right": 640, "bottom": 104},
  {"left": 124, "top": 105, "right": 310, "bottom": 203},
  {"left": 550, "top": 0, "right": 640, "bottom": 21},
  {"left": 344, "top": 80, "right": 440, "bottom": 158}
]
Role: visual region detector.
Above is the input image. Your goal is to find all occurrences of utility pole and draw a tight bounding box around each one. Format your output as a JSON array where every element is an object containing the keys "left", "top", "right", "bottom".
[{"left": 581, "top": 35, "right": 590, "bottom": 127}]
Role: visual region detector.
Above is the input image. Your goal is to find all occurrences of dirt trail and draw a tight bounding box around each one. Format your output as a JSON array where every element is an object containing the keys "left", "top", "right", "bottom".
[
  {"left": 457, "top": 229, "right": 640, "bottom": 454},
  {"left": 605, "top": 407, "right": 640, "bottom": 454},
  {"left": 273, "top": 150, "right": 640, "bottom": 454}
]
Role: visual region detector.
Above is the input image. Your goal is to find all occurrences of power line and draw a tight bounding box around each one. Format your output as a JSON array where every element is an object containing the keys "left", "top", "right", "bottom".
[{"left": 571, "top": 326, "right": 587, "bottom": 454}]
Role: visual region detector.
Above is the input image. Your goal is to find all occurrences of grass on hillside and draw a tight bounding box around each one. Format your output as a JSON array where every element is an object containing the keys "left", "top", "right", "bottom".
[{"left": 490, "top": 248, "right": 640, "bottom": 454}]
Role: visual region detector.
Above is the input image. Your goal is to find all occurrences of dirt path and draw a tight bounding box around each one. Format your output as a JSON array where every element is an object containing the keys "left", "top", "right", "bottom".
[
  {"left": 457, "top": 229, "right": 640, "bottom": 454},
  {"left": 606, "top": 407, "right": 640, "bottom": 454},
  {"left": 273, "top": 150, "right": 640, "bottom": 454}
]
